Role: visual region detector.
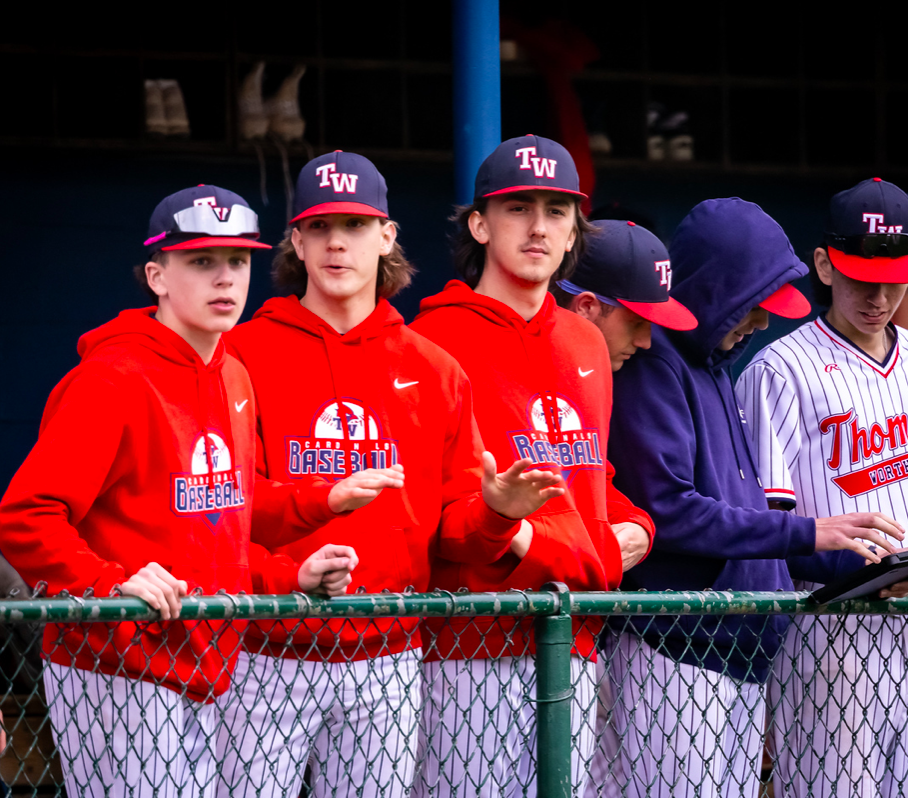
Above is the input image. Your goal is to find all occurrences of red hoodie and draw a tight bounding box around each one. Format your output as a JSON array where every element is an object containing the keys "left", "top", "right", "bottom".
[
  {"left": 0, "top": 308, "right": 334, "bottom": 702},
  {"left": 410, "top": 281, "right": 655, "bottom": 659},
  {"left": 226, "top": 296, "right": 521, "bottom": 662}
]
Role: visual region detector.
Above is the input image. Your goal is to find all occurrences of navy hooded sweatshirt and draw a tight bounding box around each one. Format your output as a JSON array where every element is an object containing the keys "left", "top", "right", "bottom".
[{"left": 608, "top": 198, "right": 822, "bottom": 684}]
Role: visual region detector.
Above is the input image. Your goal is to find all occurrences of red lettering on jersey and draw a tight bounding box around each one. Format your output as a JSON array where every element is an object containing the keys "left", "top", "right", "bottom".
[
  {"left": 833, "top": 452, "right": 908, "bottom": 497},
  {"left": 819, "top": 409, "right": 853, "bottom": 469},
  {"left": 821, "top": 409, "right": 908, "bottom": 469}
]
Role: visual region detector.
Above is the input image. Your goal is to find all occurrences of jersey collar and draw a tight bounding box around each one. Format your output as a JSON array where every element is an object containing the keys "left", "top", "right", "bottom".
[{"left": 814, "top": 314, "right": 900, "bottom": 377}]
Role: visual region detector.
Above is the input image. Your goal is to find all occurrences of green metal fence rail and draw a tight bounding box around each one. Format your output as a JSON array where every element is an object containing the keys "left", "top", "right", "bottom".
[
  {"left": 0, "top": 588, "right": 905, "bottom": 797},
  {"left": 5, "top": 588, "right": 908, "bottom": 623}
]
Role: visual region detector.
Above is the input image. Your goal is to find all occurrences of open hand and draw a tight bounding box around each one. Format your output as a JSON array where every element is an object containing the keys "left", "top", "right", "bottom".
[
  {"left": 298, "top": 544, "right": 359, "bottom": 596},
  {"left": 815, "top": 512, "right": 904, "bottom": 563},
  {"left": 481, "top": 453, "right": 565, "bottom": 520},
  {"left": 327, "top": 464, "right": 405, "bottom": 514},
  {"left": 119, "top": 562, "right": 188, "bottom": 620}
]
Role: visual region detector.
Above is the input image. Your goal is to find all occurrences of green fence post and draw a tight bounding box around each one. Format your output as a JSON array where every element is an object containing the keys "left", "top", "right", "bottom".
[{"left": 535, "top": 581, "right": 573, "bottom": 798}]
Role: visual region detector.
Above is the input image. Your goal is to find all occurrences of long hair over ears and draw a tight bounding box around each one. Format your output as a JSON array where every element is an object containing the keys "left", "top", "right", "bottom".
[
  {"left": 450, "top": 197, "right": 594, "bottom": 289},
  {"left": 272, "top": 220, "right": 415, "bottom": 299}
]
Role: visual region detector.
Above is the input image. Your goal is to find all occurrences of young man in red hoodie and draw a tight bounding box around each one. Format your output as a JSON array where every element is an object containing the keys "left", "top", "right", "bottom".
[
  {"left": 0, "top": 185, "right": 391, "bottom": 798},
  {"left": 410, "top": 135, "right": 655, "bottom": 797},
  {"left": 219, "top": 151, "right": 565, "bottom": 798}
]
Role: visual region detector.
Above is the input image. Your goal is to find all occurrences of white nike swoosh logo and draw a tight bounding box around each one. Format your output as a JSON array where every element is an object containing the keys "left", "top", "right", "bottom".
[
  {"left": 235, "top": 400, "right": 249, "bottom": 412},
  {"left": 394, "top": 379, "right": 419, "bottom": 389},
  {"left": 579, "top": 368, "right": 594, "bottom": 377}
]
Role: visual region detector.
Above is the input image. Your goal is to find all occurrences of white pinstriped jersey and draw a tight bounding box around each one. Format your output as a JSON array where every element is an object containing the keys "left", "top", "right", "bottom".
[{"left": 736, "top": 316, "right": 908, "bottom": 543}]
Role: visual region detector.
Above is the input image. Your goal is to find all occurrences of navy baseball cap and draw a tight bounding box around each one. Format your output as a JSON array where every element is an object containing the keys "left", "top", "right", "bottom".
[
  {"left": 558, "top": 220, "right": 697, "bottom": 330},
  {"left": 824, "top": 177, "right": 908, "bottom": 282},
  {"left": 144, "top": 185, "right": 270, "bottom": 253},
  {"left": 474, "top": 135, "right": 587, "bottom": 201},
  {"left": 292, "top": 151, "right": 389, "bottom": 222}
]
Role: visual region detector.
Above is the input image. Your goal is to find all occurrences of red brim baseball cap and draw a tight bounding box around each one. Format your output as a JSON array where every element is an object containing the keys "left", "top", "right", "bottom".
[
  {"left": 162, "top": 236, "right": 272, "bottom": 251},
  {"left": 618, "top": 297, "right": 698, "bottom": 331},
  {"left": 475, "top": 135, "right": 587, "bottom": 200},
  {"left": 483, "top": 184, "right": 588, "bottom": 199},
  {"left": 758, "top": 282, "right": 811, "bottom": 318},
  {"left": 827, "top": 247, "right": 908, "bottom": 283},
  {"left": 290, "top": 201, "right": 389, "bottom": 223}
]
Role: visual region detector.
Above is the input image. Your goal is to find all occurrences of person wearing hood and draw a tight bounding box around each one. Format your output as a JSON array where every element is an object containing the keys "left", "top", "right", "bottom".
[
  {"left": 219, "top": 152, "right": 564, "bottom": 798},
  {"left": 0, "top": 185, "right": 376, "bottom": 797},
  {"left": 604, "top": 197, "right": 904, "bottom": 798},
  {"left": 738, "top": 179, "right": 908, "bottom": 798},
  {"left": 410, "top": 136, "right": 655, "bottom": 798}
]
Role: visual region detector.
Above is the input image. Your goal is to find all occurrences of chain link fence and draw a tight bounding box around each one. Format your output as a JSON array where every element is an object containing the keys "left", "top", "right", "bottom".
[{"left": 0, "top": 588, "right": 904, "bottom": 797}]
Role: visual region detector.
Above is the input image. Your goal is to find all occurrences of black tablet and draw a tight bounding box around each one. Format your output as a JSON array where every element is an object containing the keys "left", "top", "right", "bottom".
[{"left": 811, "top": 550, "right": 908, "bottom": 604}]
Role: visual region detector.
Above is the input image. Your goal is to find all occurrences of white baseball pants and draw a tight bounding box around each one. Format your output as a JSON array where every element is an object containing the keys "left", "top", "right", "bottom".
[
  {"left": 602, "top": 632, "right": 765, "bottom": 798},
  {"left": 44, "top": 662, "right": 219, "bottom": 798},
  {"left": 583, "top": 654, "right": 625, "bottom": 798},
  {"left": 769, "top": 614, "right": 908, "bottom": 798},
  {"left": 214, "top": 649, "right": 421, "bottom": 798},
  {"left": 414, "top": 655, "right": 597, "bottom": 798}
]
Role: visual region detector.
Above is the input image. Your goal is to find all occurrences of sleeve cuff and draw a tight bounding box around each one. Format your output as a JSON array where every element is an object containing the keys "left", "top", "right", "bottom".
[
  {"left": 304, "top": 481, "right": 350, "bottom": 524},
  {"left": 473, "top": 500, "right": 522, "bottom": 541}
]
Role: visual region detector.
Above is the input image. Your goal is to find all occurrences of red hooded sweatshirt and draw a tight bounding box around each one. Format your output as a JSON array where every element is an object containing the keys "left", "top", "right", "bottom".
[
  {"left": 226, "top": 296, "right": 521, "bottom": 662},
  {"left": 410, "top": 281, "right": 655, "bottom": 659},
  {"left": 0, "top": 308, "right": 335, "bottom": 702}
]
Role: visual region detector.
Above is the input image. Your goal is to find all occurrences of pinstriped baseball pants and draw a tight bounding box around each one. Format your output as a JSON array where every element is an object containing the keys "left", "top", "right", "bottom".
[
  {"left": 213, "top": 649, "right": 421, "bottom": 798},
  {"left": 44, "top": 661, "right": 219, "bottom": 798},
  {"left": 601, "top": 632, "right": 765, "bottom": 798},
  {"left": 414, "top": 655, "right": 597, "bottom": 798}
]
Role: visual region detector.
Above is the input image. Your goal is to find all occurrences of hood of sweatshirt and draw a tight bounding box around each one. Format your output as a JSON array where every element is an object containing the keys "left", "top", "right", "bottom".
[
  {"left": 78, "top": 307, "right": 236, "bottom": 488},
  {"left": 668, "top": 198, "right": 809, "bottom": 369},
  {"left": 416, "top": 280, "right": 557, "bottom": 337},
  {"left": 253, "top": 294, "right": 404, "bottom": 344}
]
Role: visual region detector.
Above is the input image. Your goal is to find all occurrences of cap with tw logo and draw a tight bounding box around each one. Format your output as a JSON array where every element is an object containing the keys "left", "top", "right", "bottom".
[
  {"left": 558, "top": 220, "right": 697, "bottom": 330},
  {"left": 824, "top": 177, "right": 908, "bottom": 282},
  {"left": 474, "top": 135, "right": 587, "bottom": 202},
  {"left": 144, "top": 185, "right": 271, "bottom": 253},
  {"left": 292, "top": 151, "right": 389, "bottom": 222}
]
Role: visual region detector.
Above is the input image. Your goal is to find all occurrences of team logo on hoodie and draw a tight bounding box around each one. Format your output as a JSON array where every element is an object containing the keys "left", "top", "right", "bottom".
[
  {"left": 171, "top": 432, "right": 246, "bottom": 527},
  {"left": 509, "top": 394, "right": 603, "bottom": 482},
  {"left": 285, "top": 398, "right": 400, "bottom": 479}
]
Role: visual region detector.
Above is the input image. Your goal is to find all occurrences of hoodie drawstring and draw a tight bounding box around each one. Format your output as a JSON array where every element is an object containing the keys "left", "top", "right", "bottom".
[
  {"left": 216, "top": 370, "right": 241, "bottom": 489},
  {"left": 197, "top": 371, "right": 217, "bottom": 489},
  {"left": 196, "top": 362, "right": 241, "bottom": 491},
  {"left": 323, "top": 335, "right": 354, "bottom": 478},
  {"left": 710, "top": 368, "right": 762, "bottom": 485},
  {"left": 518, "top": 330, "right": 564, "bottom": 445}
]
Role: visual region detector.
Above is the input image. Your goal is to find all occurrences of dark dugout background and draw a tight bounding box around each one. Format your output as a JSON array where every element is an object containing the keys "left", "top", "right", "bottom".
[{"left": 1, "top": 4, "right": 905, "bottom": 492}]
